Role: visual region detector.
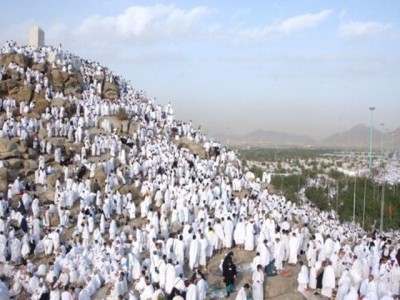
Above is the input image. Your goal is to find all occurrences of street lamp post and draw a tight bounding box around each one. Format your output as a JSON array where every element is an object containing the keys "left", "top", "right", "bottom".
[
  {"left": 362, "top": 177, "right": 367, "bottom": 229},
  {"left": 336, "top": 182, "right": 339, "bottom": 213},
  {"left": 369, "top": 107, "right": 375, "bottom": 171},
  {"left": 380, "top": 183, "right": 385, "bottom": 232},
  {"left": 353, "top": 177, "right": 357, "bottom": 224},
  {"left": 380, "top": 123, "right": 384, "bottom": 161}
]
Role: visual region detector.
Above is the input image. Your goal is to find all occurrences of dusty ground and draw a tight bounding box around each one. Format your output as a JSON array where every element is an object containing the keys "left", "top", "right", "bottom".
[{"left": 93, "top": 246, "right": 305, "bottom": 300}]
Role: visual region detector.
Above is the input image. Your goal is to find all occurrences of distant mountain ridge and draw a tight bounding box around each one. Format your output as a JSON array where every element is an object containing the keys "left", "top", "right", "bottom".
[
  {"left": 320, "top": 123, "right": 383, "bottom": 149},
  {"left": 215, "top": 129, "right": 315, "bottom": 148},
  {"left": 215, "top": 124, "right": 400, "bottom": 149}
]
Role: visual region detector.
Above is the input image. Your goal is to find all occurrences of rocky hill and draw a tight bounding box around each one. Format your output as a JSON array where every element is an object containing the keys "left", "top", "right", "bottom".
[
  {"left": 0, "top": 51, "right": 119, "bottom": 115},
  {"left": 0, "top": 43, "right": 308, "bottom": 300},
  {"left": 0, "top": 46, "right": 123, "bottom": 197}
]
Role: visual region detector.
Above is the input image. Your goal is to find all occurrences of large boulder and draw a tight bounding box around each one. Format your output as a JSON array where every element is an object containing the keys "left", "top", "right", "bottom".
[
  {"left": 31, "top": 62, "right": 47, "bottom": 73},
  {"left": 4, "top": 67, "right": 22, "bottom": 81},
  {"left": 27, "top": 148, "right": 39, "bottom": 160},
  {"left": 50, "top": 98, "right": 66, "bottom": 108},
  {"left": 23, "top": 159, "right": 38, "bottom": 169},
  {"left": 94, "top": 75, "right": 104, "bottom": 82},
  {"left": 14, "top": 85, "right": 34, "bottom": 102},
  {"left": 0, "top": 53, "right": 27, "bottom": 68},
  {"left": 0, "top": 148, "right": 21, "bottom": 160},
  {"left": 0, "top": 138, "right": 18, "bottom": 153},
  {"left": 64, "top": 85, "right": 82, "bottom": 97},
  {"left": 33, "top": 99, "right": 50, "bottom": 114},
  {"left": 5, "top": 79, "right": 19, "bottom": 94},
  {"left": 65, "top": 73, "right": 82, "bottom": 87},
  {"left": 49, "top": 137, "right": 66, "bottom": 149},
  {"left": 103, "top": 82, "right": 119, "bottom": 100},
  {"left": 6, "top": 158, "right": 23, "bottom": 169},
  {"left": 50, "top": 69, "right": 68, "bottom": 85},
  {"left": 53, "top": 83, "right": 64, "bottom": 93},
  {"left": 0, "top": 168, "right": 8, "bottom": 194},
  {"left": 0, "top": 80, "right": 8, "bottom": 96}
]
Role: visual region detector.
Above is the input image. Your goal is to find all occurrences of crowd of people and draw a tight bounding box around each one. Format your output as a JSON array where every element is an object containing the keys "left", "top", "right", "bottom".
[{"left": 0, "top": 41, "right": 399, "bottom": 300}]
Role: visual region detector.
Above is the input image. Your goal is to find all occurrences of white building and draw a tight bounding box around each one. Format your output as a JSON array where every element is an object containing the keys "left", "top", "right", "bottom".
[{"left": 29, "top": 26, "right": 45, "bottom": 48}]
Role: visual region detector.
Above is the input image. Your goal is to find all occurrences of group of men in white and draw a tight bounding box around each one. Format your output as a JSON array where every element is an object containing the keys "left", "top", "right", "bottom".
[{"left": 0, "top": 41, "right": 399, "bottom": 300}]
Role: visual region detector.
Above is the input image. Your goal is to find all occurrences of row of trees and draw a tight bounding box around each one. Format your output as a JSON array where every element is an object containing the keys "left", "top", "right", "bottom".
[
  {"left": 240, "top": 147, "right": 331, "bottom": 162},
  {"left": 241, "top": 148, "right": 400, "bottom": 230},
  {"left": 276, "top": 171, "right": 400, "bottom": 230}
]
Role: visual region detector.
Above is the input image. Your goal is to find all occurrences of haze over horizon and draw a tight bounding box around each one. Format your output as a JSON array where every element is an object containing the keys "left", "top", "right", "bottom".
[{"left": 1, "top": 0, "right": 399, "bottom": 139}]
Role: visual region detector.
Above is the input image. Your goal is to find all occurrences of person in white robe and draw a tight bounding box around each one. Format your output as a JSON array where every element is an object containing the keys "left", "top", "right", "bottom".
[
  {"left": 244, "top": 220, "right": 255, "bottom": 251},
  {"left": 49, "top": 282, "right": 61, "bottom": 300},
  {"left": 214, "top": 221, "right": 225, "bottom": 252},
  {"left": 378, "top": 259, "right": 390, "bottom": 298},
  {"left": 185, "top": 280, "right": 198, "bottom": 300},
  {"left": 151, "top": 283, "right": 165, "bottom": 300},
  {"left": 174, "top": 236, "right": 185, "bottom": 266},
  {"left": 257, "top": 240, "right": 271, "bottom": 268},
  {"left": 174, "top": 274, "right": 186, "bottom": 295},
  {"left": 223, "top": 217, "right": 234, "bottom": 249},
  {"left": 199, "top": 233, "right": 208, "bottom": 270},
  {"left": 11, "top": 238, "right": 22, "bottom": 264},
  {"left": 288, "top": 232, "right": 299, "bottom": 265},
  {"left": 336, "top": 270, "right": 351, "bottom": 300},
  {"left": 109, "top": 219, "right": 118, "bottom": 241},
  {"left": 309, "top": 261, "right": 319, "bottom": 290},
  {"left": 360, "top": 275, "right": 378, "bottom": 300},
  {"left": 158, "top": 256, "right": 167, "bottom": 290},
  {"left": 164, "top": 259, "right": 176, "bottom": 295},
  {"left": 78, "top": 288, "right": 91, "bottom": 300},
  {"left": 321, "top": 260, "right": 335, "bottom": 299},
  {"left": 140, "top": 279, "right": 154, "bottom": 300},
  {"left": 389, "top": 260, "right": 400, "bottom": 296},
  {"left": 252, "top": 265, "right": 265, "bottom": 300},
  {"left": 343, "top": 286, "right": 358, "bottom": 300},
  {"left": 114, "top": 273, "right": 128, "bottom": 298},
  {"left": 306, "top": 239, "right": 318, "bottom": 268},
  {"left": 235, "top": 283, "right": 251, "bottom": 300},
  {"left": 206, "top": 227, "right": 218, "bottom": 257},
  {"left": 61, "top": 286, "right": 73, "bottom": 300},
  {"left": 196, "top": 273, "right": 208, "bottom": 300},
  {"left": 297, "top": 261, "right": 309, "bottom": 293},
  {"left": 233, "top": 218, "right": 246, "bottom": 249},
  {"left": 189, "top": 235, "right": 200, "bottom": 271},
  {"left": 274, "top": 237, "right": 285, "bottom": 271}
]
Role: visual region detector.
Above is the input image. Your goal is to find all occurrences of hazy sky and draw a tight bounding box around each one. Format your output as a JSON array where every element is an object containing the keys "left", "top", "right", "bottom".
[{"left": 1, "top": 0, "right": 399, "bottom": 139}]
